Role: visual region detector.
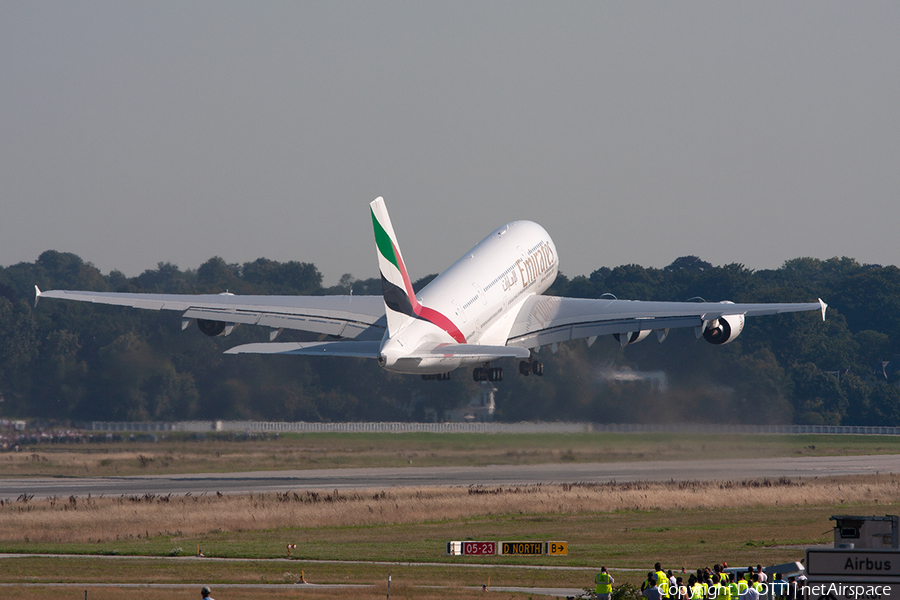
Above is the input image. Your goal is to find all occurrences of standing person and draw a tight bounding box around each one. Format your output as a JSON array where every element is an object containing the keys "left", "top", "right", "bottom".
[
  {"left": 772, "top": 573, "right": 788, "bottom": 599},
  {"left": 201, "top": 587, "right": 215, "bottom": 600},
  {"left": 739, "top": 584, "right": 760, "bottom": 600},
  {"left": 595, "top": 566, "right": 614, "bottom": 600},
  {"left": 654, "top": 563, "right": 670, "bottom": 598},
  {"left": 727, "top": 574, "right": 741, "bottom": 600},
  {"left": 796, "top": 572, "right": 808, "bottom": 599},
  {"left": 787, "top": 577, "right": 797, "bottom": 600},
  {"left": 689, "top": 575, "right": 704, "bottom": 600},
  {"left": 642, "top": 572, "right": 656, "bottom": 594},
  {"left": 710, "top": 573, "right": 728, "bottom": 600},
  {"left": 674, "top": 576, "right": 685, "bottom": 600},
  {"left": 643, "top": 574, "right": 663, "bottom": 600},
  {"left": 756, "top": 565, "right": 767, "bottom": 585}
]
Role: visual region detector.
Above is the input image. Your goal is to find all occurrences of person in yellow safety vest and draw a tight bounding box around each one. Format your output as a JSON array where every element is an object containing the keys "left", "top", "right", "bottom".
[
  {"left": 751, "top": 574, "right": 764, "bottom": 595},
  {"left": 710, "top": 574, "right": 727, "bottom": 600},
  {"left": 688, "top": 575, "right": 703, "bottom": 600},
  {"left": 736, "top": 576, "right": 748, "bottom": 597},
  {"left": 595, "top": 566, "right": 614, "bottom": 600},
  {"left": 696, "top": 570, "right": 710, "bottom": 599},
  {"left": 642, "top": 572, "right": 656, "bottom": 593},
  {"left": 654, "top": 563, "right": 669, "bottom": 598},
  {"left": 727, "top": 574, "right": 741, "bottom": 600},
  {"left": 643, "top": 574, "right": 664, "bottom": 600}
]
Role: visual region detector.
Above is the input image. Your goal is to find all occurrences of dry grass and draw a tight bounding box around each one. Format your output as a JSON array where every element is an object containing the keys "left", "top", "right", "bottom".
[{"left": 2, "top": 475, "right": 898, "bottom": 544}]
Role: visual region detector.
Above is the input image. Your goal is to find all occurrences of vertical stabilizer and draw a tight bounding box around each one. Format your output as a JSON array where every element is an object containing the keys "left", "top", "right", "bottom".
[{"left": 371, "top": 197, "right": 418, "bottom": 337}]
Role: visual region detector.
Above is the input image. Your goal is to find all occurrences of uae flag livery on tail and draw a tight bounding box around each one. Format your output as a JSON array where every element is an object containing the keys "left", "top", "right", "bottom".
[{"left": 370, "top": 197, "right": 466, "bottom": 342}]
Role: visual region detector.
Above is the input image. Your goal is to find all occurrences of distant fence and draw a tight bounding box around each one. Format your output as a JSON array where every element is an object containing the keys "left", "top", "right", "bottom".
[{"left": 84, "top": 421, "right": 900, "bottom": 436}]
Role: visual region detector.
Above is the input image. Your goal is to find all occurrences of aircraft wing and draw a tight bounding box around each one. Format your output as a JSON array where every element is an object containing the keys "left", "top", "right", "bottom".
[
  {"left": 35, "top": 288, "right": 387, "bottom": 340},
  {"left": 506, "top": 295, "right": 827, "bottom": 349}
]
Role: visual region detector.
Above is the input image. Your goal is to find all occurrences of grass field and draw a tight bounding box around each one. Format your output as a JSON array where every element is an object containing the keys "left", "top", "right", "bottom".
[{"left": 0, "top": 432, "right": 898, "bottom": 599}]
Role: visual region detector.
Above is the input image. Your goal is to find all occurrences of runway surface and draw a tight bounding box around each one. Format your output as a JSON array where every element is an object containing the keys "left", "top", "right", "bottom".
[{"left": 2, "top": 453, "right": 897, "bottom": 499}]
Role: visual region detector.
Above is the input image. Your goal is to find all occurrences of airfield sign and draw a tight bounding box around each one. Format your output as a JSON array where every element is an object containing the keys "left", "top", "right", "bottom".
[
  {"left": 546, "top": 542, "right": 568, "bottom": 556},
  {"left": 462, "top": 541, "right": 496, "bottom": 556},
  {"left": 806, "top": 548, "right": 899, "bottom": 600},
  {"left": 501, "top": 541, "right": 543, "bottom": 556},
  {"left": 447, "top": 541, "right": 567, "bottom": 556},
  {"left": 807, "top": 549, "right": 900, "bottom": 579}
]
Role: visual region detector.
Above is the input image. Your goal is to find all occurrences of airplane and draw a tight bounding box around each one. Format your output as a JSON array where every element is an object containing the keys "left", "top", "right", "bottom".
[{"left": 35, "top": 196, "right": 827, "bottom": 382}]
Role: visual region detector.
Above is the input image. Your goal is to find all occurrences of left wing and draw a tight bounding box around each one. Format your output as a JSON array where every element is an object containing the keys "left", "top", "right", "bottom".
[
  {"left": 506, "top": 295, "right": 826, "bottom": 349},
  {"left": 35, "top": 287, "right": 387, "bottom": 341}
]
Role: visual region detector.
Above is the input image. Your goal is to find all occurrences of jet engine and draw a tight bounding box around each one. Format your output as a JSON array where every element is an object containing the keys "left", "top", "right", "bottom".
[
  {"left": 702, "top": 314, "right": 744, "bottom": 345},
  {"left": 197, "top": 319, "right": 230, "bottom": 337}
]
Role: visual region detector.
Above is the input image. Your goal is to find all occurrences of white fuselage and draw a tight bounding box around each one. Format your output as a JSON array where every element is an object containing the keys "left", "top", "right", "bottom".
[{"left": 380, "top": 220, "right": 559, "bottom": 374}]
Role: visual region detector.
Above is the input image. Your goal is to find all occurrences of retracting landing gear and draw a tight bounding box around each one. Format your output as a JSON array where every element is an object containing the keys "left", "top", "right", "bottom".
[
  {"left": 473, "top": 364, "right": 503, "bottom": 382},
  {"left": 518, "top": 357, "right": 544, "bottom": 377},
  {"left": 421, "top": 372, "right": 452, "bottom": 381}
]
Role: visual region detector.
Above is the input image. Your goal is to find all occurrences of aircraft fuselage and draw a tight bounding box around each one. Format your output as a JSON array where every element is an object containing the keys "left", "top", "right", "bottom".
[{"left": 378, "top": 220, "right": 558, "bottom": 374}]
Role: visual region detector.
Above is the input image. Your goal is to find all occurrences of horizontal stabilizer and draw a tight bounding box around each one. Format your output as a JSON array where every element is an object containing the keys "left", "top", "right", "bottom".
[
  {"left": 224, "top": 341, "right": 381, "bottom": 358},
  {"left": 406, "top": 344, "right": 530, "bottom": 361}
]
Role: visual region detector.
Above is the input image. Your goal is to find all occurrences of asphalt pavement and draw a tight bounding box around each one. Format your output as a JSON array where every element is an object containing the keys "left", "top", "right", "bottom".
[{"left": 2, "top": 453, "right": 897, "bottom": 499}]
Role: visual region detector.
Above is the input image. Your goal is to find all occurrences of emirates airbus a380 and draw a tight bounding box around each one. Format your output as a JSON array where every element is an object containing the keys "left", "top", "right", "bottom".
[{"left": 36, "top": 197, "right": 827, "bottom": 382}]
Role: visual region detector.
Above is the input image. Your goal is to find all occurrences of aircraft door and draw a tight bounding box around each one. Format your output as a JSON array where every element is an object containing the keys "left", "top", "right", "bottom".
[{"left": 452, "top": 300, "right": 467, "bottom": 323}]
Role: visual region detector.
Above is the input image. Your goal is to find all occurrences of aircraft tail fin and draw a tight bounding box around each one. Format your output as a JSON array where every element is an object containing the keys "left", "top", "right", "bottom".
[{"left": 370, "top": 197, "right": 418, "bottom": 337}]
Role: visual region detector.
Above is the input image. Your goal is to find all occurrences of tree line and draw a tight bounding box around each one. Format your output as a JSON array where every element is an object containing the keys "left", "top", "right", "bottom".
[{"left": 1, "top": 250, "right": 898, "bottom": 426}]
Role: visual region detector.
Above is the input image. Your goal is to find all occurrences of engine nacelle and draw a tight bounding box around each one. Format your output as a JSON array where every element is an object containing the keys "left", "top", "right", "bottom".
[
  {"left": 615, "top": 329, "right": 651, "bottom": 347},
  {"left": 703, "top": 314, "right": 744, "bottom": 345},
  {"left": 197, "top": 319, "right": 232, "bottom": 337}
]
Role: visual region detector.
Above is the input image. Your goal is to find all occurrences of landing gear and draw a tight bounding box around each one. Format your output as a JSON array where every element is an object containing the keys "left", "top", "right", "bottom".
[
  {"left": 421, "top": 372, "right": 452, "bottom": 381},
  {"left": 473, "top": 366, "right": 503, "bottom": 382},
  {"left": 518, "top": 359, "right": 544, "bottom": 377}
]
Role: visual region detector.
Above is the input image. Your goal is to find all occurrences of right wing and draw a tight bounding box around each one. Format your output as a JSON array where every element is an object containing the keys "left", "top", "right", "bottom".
[
  {"left": 506, "top": 295, "right": 826, "bottom": 349},
  {"left": 35, "top": 287, "right": 387, "bottom": 341}
]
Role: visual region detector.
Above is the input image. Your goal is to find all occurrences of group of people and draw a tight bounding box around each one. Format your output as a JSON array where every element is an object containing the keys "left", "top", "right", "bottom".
[{"left": 595, "top": 563, "right": 808, "bottom": 600}]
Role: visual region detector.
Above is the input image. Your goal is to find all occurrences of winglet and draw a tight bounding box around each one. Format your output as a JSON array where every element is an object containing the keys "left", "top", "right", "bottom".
[
  {"left": 34, "top": 285, "right": 41, "bottom": 308},
  {"left": 819, "top": 298, "right": 827, "bottom": 321}
]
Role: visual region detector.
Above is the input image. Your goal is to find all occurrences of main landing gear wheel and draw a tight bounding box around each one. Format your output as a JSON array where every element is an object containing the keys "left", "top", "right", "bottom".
[
  {"left": 518, "top": 360, "right": 544, "bottom": 376},
  {"left": 421, "top": 372, "right": 452, "bottom": 381},
  {"left": 473, "top": 366, "right": 503, "bottom": 382}
]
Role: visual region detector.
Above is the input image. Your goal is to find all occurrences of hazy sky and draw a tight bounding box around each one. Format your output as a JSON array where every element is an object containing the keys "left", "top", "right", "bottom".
[{"left": 2, "top": 2, "right": 899, "bottom": 286}]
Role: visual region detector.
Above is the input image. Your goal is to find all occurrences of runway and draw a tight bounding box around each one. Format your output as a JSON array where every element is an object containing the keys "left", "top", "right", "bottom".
[{"left": 2, "top": 453, "right": 897, "bottom": 499}]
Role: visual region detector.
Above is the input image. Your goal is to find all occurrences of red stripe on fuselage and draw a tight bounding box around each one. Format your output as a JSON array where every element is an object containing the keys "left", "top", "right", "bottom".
[{"left": 392, "top": 240, "right": 466, "bottom": 344}]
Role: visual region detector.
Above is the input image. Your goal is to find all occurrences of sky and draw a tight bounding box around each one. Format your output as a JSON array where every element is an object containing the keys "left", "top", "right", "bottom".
[{"left": 2, "top": 2, "right": 899, "bottom": 286}]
